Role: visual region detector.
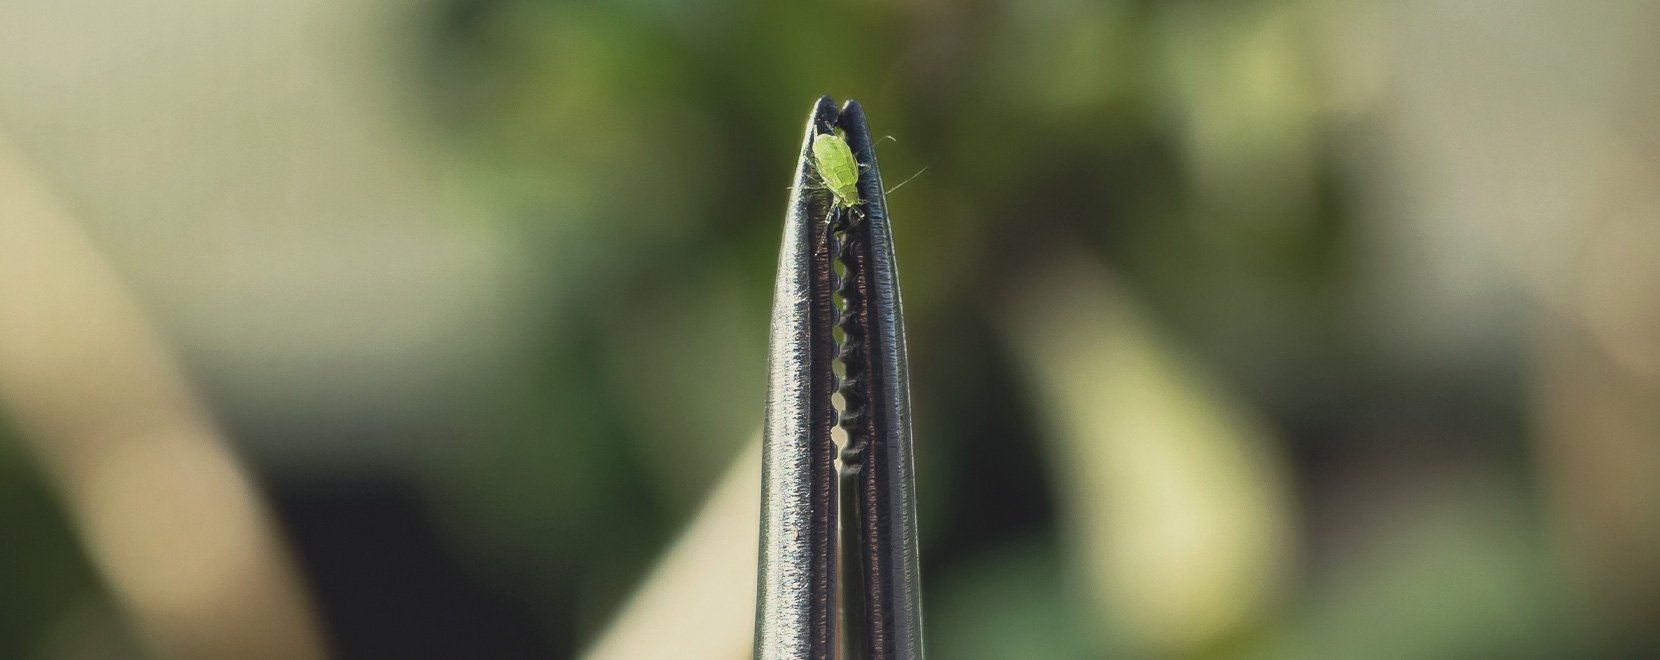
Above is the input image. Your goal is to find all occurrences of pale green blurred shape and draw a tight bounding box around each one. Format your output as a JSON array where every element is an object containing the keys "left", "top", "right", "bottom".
[{"left": 1004, "top": 259, "right": 1295, "bottom": 657}]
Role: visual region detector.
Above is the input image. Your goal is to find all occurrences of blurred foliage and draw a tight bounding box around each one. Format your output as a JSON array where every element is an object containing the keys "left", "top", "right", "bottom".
[
  {"left": 416, "top": 1, "right": 1360, "bottom": 655},
  {"left": 1, "top": 0, "right": 1657, "bottom": 657},
  {"left": 0, "top": 424, "right": 105, "bottom": 659},
  {"left": 411, "top": 1, "right": 1651, "bottom": 657}
]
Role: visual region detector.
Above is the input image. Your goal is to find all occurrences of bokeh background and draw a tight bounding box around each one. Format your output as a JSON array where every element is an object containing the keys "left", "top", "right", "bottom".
[{"left": 2, "top": 1, "right": 1658, "bottom": 658}]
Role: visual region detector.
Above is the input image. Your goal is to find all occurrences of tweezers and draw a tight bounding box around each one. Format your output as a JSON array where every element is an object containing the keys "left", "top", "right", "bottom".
[{"left": 755, "top": 97, "right": 925, "bottom": 660}]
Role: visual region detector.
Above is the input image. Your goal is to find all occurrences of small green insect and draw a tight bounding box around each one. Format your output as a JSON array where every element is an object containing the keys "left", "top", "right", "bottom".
[
  {"left": 803, "top": 130, "right": 924, "bottom": 219},
  {"left": 812, "top": 131, "right": 864, "bottom": 212}
]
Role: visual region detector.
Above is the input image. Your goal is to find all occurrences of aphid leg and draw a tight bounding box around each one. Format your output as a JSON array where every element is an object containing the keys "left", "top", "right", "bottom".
[
  {"left": 787, "top": 172, "right": 831, "bottom": 195},
  {"left": 845, "top": 204, "right": 867, "bottom": 229}
]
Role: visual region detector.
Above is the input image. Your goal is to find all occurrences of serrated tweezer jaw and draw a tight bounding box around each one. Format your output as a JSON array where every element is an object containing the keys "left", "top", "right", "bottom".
[{"left": 755, "top": 96, "right": 924, "bottom": 660}]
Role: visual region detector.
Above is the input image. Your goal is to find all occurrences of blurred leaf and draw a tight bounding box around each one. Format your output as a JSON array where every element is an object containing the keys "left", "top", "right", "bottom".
[
  {"left": 0, "top": 430, "right": 107, "bottom": 659},
  {"left": 1003, "top": 258, "right": 1295, "bottom": 657},
  {"left": 580, "top": 441, "right": 759, "bottom": 660},
  {"left": 928, "top": 537, "right": 1097, "bottom": 660},
  {"left": 1252, "top": 472, "right": 1581, "bottom": 660}
]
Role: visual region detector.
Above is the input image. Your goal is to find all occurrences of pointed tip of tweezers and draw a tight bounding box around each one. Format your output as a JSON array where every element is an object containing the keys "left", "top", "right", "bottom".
[
  {"left": 757, "top": 95, "right": 844, "bottom": 660},
  {"left": 759, "top": 95, "right": 924, "bottom": 660}
]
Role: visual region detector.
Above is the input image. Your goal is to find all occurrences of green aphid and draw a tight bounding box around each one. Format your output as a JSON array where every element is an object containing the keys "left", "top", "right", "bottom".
[{"left": 812, "top": 132, "right": 863, "bottom": 211}]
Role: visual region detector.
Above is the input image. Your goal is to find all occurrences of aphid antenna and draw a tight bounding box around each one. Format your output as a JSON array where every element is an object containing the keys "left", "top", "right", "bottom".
[{"left": 884, "top": 166, "right": 927, "bottom": 197}]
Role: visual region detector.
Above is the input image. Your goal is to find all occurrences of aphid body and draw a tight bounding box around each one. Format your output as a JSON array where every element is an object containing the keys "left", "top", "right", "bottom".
[{"left": 812, "top": 132, "right": 863, "bottom": 210}]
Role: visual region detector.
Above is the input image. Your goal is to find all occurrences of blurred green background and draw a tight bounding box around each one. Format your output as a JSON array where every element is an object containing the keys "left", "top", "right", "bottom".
[{"left": 2, "top": 0, "right": 1659, "bottom": 658}]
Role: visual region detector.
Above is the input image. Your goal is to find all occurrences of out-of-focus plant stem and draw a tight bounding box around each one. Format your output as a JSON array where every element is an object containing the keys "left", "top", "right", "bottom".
[
  {"left": 0, "top": 135, "right": 331, "bottom": 660},
  {"left": 581, "top": 440, "right": 760, "bottom": 660}
]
